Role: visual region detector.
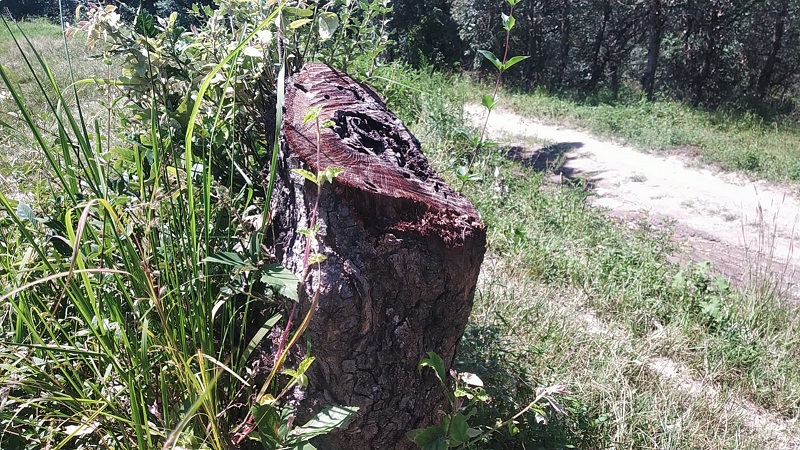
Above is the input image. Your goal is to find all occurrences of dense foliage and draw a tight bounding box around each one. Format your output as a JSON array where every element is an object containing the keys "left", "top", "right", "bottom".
[
  {"left": 428, "top": 0, "right": 800, "bottom": 111},
  {"left": 0, "top": 1, "right": 391, "bottom": 448},
  {"left": 5, "top": 1, "right": 800, "bottom": 111}
]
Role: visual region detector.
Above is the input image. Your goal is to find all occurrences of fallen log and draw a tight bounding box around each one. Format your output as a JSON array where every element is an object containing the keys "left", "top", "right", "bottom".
[{"left": 271, "top": 62, "right": 485, "bottom": 449}]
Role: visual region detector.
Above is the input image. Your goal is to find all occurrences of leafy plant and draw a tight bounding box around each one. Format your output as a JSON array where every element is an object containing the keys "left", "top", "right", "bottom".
[
  {"left": 0, "top": 0, "right": 390, "bottom": 447},
  {"left": 460, "top": 0, "right": 528, "bottom": 186},
  {"left": 407, "top": 351, "right": 566, "bottom": 449}
]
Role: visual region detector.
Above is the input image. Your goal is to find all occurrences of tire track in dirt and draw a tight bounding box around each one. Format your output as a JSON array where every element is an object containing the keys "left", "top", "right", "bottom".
[
  {"left": 467, "top": 105, "right": 800, "bottom": 300},
  {"left": 574, "top": 297, "right": 800, "bottom": 449}
]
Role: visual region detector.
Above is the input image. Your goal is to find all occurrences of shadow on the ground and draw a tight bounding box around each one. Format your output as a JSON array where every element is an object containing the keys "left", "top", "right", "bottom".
[{"left": 505, "top": 141, "right": 600, "bottom": 190}]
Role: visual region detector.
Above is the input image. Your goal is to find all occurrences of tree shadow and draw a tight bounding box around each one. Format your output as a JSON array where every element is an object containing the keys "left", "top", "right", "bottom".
[{"left": 505, "top": 142, "right": 600, "bottom": 190}]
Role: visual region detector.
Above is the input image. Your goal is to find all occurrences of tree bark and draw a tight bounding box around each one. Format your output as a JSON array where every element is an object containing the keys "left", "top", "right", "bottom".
[
  {"left": 587, "top": 0, "right": 612, "bottom": 93},
  {"left": 641, "top": 0, "right": 665, "bottom": 101},
  {"left": 756, "top": 0, "right": 788, "bottom": 100},
  {"left": 272, "top": 63, "right": 486, "bottom": 449}
]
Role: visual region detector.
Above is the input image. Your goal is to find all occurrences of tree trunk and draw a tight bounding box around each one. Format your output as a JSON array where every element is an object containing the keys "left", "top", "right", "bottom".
[
  {"left": 610, "top": 58, "right": 621, "bottom": 101},
  {"left": 556, "top": 0, "right": 572, "bottom": 88},
  {"left": 587, "top": 1, "right": 612, "bottom": 93},
  {"left": 692, "top": 6, "right": 719, "bottom": 106},
  {"left": 272, "top": 63, "right": 486, "bottom": 450},
  {"left": 641, "top": 0, "right": 665, "bottom": 101},
  {"left": 756, "top": 0, "right": 788, "bottom": 100}
]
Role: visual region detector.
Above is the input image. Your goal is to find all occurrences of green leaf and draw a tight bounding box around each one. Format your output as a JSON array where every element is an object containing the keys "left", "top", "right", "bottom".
[
  {"left": 252, "top": 402, "right": 282, "bottom": 449},
  {"left": 261, "top": 263, "right": 300, "bottom": 301},
  {"left": 318, "top": 12, "right": 340, "bottom": 41},
  {"left": 477, "top": 50, "right": 502, "bottom": 71},
  {"left": 298, "top": 226, "right": 317, "bottom": 238},
  {"left": 293, "top": 168, "right": 318, "bottom": 184},
  {"left": 309, "top": 253, "right": 328, "bottom": 265},
  {"left": 291, "top": 406, "right": 359, "bottom": 441},
  {"left": 671, "top": 271, "right": 687, "bottom": 290},
  {"left": 285, "top": 7, "right": 314, "bottom": 17},
  {"left": 501, "top": 13, "right": 515, "bottom": 31},
  {"left": 481, "top": 94, "right": 497, "bottom": 111},
  {"left": 302, "top": 106, "right": 322, "bottom": 125},
  {"left": 134, "top": 11, "right": 157, "bottom": 38},
  {"left": 202, "top": 252, "right": 252, "bottom": 269},
  {"left": 449, "top": 413, "right": 470, "bottom": 444},
  {"left": 508, "top": 421, "right": 520, "bottom": 435},
  {"left": 503, "top": 55, "right": 530, "bottom": 71},
  {"left": 319, "top": 167, "right": 344, "bottom": 185},
  {"left": 406, "top": 426, "right": 447, "bottom": 450},
  {"left": 711, "top": 276, "right": 730, "bottom": 293},
  {"left": 15, "top": 202, "right": 36, "bottom": 224},
  {"left": 418, "top": 351, "right": 447, "bottom": 386},
  {"left": 289, "top": 18, "right": 313, "bottom": 29},
  {"left": 700, "top": 297, "right": 724, "bottom": 320},
  {"left": 173, "top": 92, "right": 196, "bottom": 128},
  {"left": 241, "top": 314, "right": 281, "bottom": 365}
]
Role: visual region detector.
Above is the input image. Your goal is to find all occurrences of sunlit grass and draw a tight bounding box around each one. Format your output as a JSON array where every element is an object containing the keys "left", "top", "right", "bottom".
[
  {"left": 379, "top": 67, "right": 800, "bottom": 447},
  {"left": 0, "top": 19, "right": 110, "bottom": 199}
]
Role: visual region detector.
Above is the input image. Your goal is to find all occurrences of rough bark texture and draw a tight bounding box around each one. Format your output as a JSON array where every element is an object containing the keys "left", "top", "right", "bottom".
[
  {"left": 756, "top": 0, "right": 788, "bottom": 100},
  {"left": 271, "top": 62, "right": 486, "bottom": 449},
  {"left": 641, "top": 0, "right": 665, "bottom": 101}
]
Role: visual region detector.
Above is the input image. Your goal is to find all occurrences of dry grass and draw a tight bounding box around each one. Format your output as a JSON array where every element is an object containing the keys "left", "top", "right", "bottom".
[{"left": 0, "top": 20, "right": 111, "bottom": 199}]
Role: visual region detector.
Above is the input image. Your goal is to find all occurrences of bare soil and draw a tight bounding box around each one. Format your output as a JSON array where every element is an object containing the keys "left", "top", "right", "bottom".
[{"left": 468, "top": 105, "right": 800, "bottom": 300}]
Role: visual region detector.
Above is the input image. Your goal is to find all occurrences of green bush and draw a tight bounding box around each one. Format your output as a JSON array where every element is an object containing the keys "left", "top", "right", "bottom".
[{"left": 0, "top": 0, "right": 394, "bottom": 447}]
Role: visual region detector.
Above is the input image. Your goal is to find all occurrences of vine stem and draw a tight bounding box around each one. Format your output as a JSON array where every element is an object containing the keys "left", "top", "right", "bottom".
[
  {"left": 233, "top": 112, "right": 325, "bottom": 445},
  {"left": 471, "top": 3, "right": 517, "bottom": 168},
  {"left": 464, "top": 384, "right": 566, "bottom": 447}
]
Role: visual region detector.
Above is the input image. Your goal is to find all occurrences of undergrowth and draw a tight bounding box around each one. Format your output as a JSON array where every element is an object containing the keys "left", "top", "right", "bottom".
[
  {"left": 381, "top": 63, "right": 800, "bottom": 448},
  {"left": 0, "top": 1, "right": 393, "bottom": 447},
  {"left": 3, "top": 1, "right": 800, "bottom": 449}
]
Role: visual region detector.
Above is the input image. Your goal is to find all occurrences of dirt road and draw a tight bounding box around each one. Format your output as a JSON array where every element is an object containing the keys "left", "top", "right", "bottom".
[{"left": 467, "top": 106, "right": 800, "bottom": 299}]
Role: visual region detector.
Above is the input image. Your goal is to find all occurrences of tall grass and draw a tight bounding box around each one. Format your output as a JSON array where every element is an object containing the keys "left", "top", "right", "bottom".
[
  {"left": 0, "top": 17, "right": 258, "bottom": 449},
  {"left": 0, "top": 18, "right": 108, "bottom": 199},
  {"left": 0, "top": 1, "right": 371, "bottom": 447}
]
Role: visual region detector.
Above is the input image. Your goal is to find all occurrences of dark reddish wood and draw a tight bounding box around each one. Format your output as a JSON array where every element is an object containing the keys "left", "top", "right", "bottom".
[
  {"left": 281, "top": 63, "right": 482, "bottom": 247},
  {"left": 270, "top": 63, "right": 486, "bottom": 449}
]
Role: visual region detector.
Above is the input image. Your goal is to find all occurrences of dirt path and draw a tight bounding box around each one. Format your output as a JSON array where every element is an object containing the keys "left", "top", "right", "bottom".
[{"left": 467, "top": 106, "right": 800, "bottom": 299}]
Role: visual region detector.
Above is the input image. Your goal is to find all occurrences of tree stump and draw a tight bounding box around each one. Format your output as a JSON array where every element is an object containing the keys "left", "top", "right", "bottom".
[{"left": 272, "top": 63, "right": 486, "bottom": 449}]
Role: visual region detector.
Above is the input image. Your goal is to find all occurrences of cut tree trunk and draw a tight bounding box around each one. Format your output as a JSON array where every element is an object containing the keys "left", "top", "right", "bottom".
[{"left": 271, "top": 63, "right": 486, "bottom": 449}]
